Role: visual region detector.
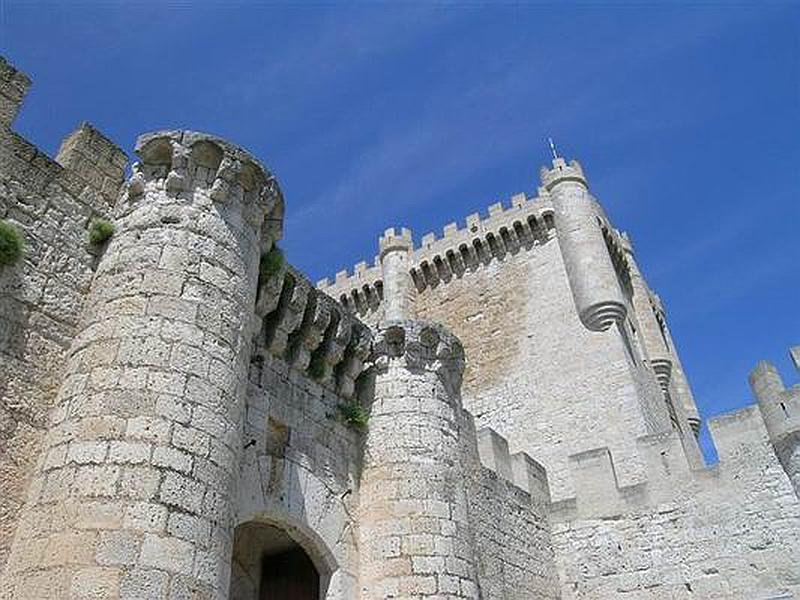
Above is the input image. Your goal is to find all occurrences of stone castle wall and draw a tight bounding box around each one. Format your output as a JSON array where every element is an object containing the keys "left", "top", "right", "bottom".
[
  {"left": 468, "top": 426, "right": 558, "bottom": 599},
  {"left": 551, "top": 407, "right": 800, "bottom": 598},
  {"left": 320, "top": 194, "right": 695, "bottom": 502},
  {"left": 235, "top": 351, "right": 364, "bottom": 598},
  {"left": 0, "top": 57, "right": 127, "bottom": 571}
]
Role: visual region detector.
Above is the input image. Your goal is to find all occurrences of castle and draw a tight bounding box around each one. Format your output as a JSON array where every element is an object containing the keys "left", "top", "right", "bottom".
[{"left": 0, "top": 56, "right": 798, "bottom": 599}]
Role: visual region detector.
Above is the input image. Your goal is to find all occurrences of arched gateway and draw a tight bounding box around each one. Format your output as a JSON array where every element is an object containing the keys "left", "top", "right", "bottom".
[{"left": 229, "top": 521, "right": 326, "bottom": 600}]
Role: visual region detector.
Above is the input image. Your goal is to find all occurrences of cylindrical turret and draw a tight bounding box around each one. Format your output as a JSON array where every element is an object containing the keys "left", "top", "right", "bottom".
[
  {"left": 620, "top": 234, "right": 673, "bottom": 390},
  {"left": 750, "top": 359, "right": 800, "bottom": 496},
  {"left": 541, "top": 157, "right": 627, "bottom": 331},
  {"left": 358, "top": 321, "right": 480, "bottom": 598},
  {"left": 650, "top": 293, "right": 702, "bottom": 436},
  {"left": 379, "top": 227, "right": 415, "bottom": 321},
  {"left": 1, "top": 131, "right": 283, "bottom": 599}
]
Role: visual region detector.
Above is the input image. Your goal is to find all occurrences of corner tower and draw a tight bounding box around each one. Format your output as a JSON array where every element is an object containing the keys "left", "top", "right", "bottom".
[
  {"left": 749, "top": 349, "right": 800, "bottom": 496},
  {"left": 541, "top": 157, "right": 627, "bottom": 331},
  {"left": 2, "top": 131, "right": 283, "bottom": 598}
]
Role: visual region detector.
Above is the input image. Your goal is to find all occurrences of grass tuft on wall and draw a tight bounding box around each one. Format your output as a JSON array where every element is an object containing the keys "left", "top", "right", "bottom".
[
  {"left": 88, "top": 218, "right": 115, "bottom": 246},
  {"left": 0, "top": 220, "right": 24, "bottom": 266}
]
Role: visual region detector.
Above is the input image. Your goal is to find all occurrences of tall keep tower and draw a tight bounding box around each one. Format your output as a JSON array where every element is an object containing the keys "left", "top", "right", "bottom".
[{"left": 1, "top": 131, "right": 283, "bottom": 599}]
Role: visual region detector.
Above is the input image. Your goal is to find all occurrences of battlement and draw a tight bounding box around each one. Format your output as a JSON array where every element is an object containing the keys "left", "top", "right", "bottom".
[
  {"left": 0, "top": 57, "right": 127, "bottom": 213},
  {"left": 318, "top": 160, "right": 636, "bottom": 323},
  {"left": 476, "top": 427, "right": 550, "bottom": 504},
  {"left": 120, "top": 130, "right": 285, "bottom": 247},
  {"left": 550, "top": 445, "right": 647, "bottom": 519},
  {"left": 56, "top": 122, "right": 127, "bottom": 206},
  {"left": 539, "top": 157, "right": 587, "bottom": 191},
  {"left": 749, "top": 350, "right": 800, "bottom": 443},
  {"left": 318, "top": 190, "right": 557, "bottom": 312},
  {"left": 378, "top": 226, "right": 413, "bottom": 257},
  {"left": 550, "top": 398, "right": 795, "bottom": 522},
  {"left": 550, "top": 427, "right": 730, "bottom": 520},
  {"left": 0, "top": 57, "right": 31, "bottom": 127},
  {"left": 253, "top": 260, "right": 373, "bottom": 400},
  {"left": 371, "top": 320, "right": 466, "bottom": 394}
]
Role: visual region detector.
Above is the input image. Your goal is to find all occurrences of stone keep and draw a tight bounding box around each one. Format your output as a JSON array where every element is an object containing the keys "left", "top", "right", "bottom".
[{"left": 1, "top": 56, "right": 799, "bottom": 600}]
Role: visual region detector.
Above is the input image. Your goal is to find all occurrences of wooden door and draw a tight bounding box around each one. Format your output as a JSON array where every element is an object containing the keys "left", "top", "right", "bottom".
[{"left": 260, "top": 548, "right": 320, "bottom": 600}]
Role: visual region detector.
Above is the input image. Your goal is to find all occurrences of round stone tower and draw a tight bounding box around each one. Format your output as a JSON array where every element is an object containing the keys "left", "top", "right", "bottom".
[
  {"left": 749, "top": 359, "right": 800, "bottom": 496},
  {"left": 359, "top": 228, "right": 480, "bottom": 598},
  {"left": 1, "top": 131, "right": 283, "bottom": 599},
  {"left": 379, "top": 227, "right": 415, "bottom": 321},
  {"left": 359, "top": 322, "right": 480, "bottom": 599},
  {"left": 620, "top": 234, "right": 672, "bottom": 393},
  {"left": 541, "top": 157, "right": 627, "bottom": 331}
]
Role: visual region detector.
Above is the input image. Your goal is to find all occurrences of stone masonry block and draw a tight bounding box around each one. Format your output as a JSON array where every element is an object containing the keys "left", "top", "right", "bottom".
[
  {"left": 159, "top": 472, "right": 205, "bottom": 514},
  {"left": 139, "top": 533, "right": 194, "bottom": 575}
]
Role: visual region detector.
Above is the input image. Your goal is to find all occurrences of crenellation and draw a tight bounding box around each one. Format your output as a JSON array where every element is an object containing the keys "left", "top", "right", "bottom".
[
  {"left": 0, "top": 57, "right": 31, "bottom": 127},
  {"left": 511, "top": 452, "right": 550, "bottom": 503},
  {"left": 319, "top": 190, "right": 556, "bottom": 310},
  {"left": 56, "top": 123, "right": 127, "bottom": 206},
  {"left": 255, "top": 260, "right": 373, "bottom": 401},
  {"left": 315, "top": 310, "right": 353, "bottom": 385},
  {"left": 292, "top": 289, "right": 333, "bottom": 373},
  {"left": 477, "top": 427, "right": 514, "bottom": 481},
  {"left": 748, "top": 350, "right": 800, "bottom": 495},
  {"left": 476, "top": 426, "right": 551, "bottom": 504}
]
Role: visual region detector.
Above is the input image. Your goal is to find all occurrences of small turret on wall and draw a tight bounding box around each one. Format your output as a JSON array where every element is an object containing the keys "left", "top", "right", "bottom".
[
  {"left": 620, "top": 233, "right": 672, "bottom": 391},
  {"left": 378, "top": 227, "right": 415, "bottom": 321},
  {"left": 359, "top": 321, "right": 481, "bottom": 598},
  {"left": 540, "top": 157, "right": 627, "bottom": 332},
  {"left": 749, "top": 348, "right": 800, "bottom": 496}
]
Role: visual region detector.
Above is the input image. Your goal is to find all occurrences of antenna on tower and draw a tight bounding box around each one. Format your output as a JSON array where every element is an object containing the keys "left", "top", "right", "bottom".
[{"left": 548, "top": 137, "right": 559, "bottom": 160}]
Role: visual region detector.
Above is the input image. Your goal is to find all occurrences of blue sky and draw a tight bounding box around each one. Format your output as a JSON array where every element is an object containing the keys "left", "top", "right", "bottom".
[{"left": 2, "top": 1, "right": 798, "bottom": 459}]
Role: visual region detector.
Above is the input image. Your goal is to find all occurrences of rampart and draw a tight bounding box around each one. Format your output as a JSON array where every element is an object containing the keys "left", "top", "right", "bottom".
[
  {"left": 0, "top": 57, "right": 127, "bottom": 570},
  {"left": 550, "top": 405, "right": 800, "bottom": 598},
  {"left": 467, "top": 424, "right": 558, "bottom": 598}
]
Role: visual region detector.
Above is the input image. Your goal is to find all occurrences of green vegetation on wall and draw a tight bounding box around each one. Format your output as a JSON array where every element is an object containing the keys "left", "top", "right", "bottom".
[
  {"left": 87, "top": 218, "right": 115, "bottom": 246},
  {"left": 0, "top": 220, "right": 24, "bottom": 266}
]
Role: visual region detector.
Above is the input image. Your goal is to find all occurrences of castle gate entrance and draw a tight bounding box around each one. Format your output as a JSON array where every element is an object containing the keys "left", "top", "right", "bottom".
[
  {"left": 259, "top": 546, "right": 320, "bottom": 599},
  {"left": 230, "top": 521, "right": 321, "bottom": 600}
]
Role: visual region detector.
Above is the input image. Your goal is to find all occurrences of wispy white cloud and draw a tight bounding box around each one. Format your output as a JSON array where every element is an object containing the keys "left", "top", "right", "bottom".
[{"left": 287, "top": 7, "right": 749, "bottom": 236}]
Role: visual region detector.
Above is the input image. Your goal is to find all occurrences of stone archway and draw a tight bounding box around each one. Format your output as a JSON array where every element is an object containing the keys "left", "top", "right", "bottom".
[{"left": 229, "top": 520, "right": 327, "bottom": 600}]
